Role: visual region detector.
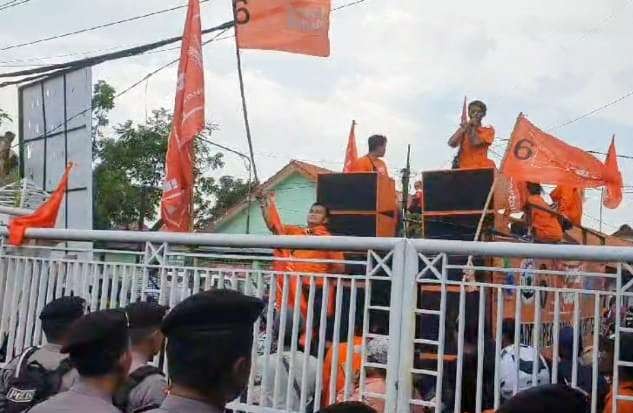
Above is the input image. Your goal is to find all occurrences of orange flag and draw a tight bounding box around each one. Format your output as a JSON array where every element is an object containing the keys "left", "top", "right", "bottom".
[
  {"left": 502, "top": 115, "right": 611, "bottom": 188},
  {"left": 235, "top": 0, "right": 331, "bottom": 57},
  {"left": 603, "top": 136, "right": 623, "bottom": 209},
  {"left": 9, "top": 163, "right": 73, "bottom": 246},
  {"left": 343, "top": 120, "right": 358, "bottom": 172},
  {"left": 161, "top": 0, "right": 205, "bottom": 232}
]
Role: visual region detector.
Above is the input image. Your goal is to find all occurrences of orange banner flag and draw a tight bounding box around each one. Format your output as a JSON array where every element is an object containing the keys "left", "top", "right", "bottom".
[
  {"left": 603, "top": 136, "right": 623, "bottom": 209},
  {"left": 235, "top": 0, "right": 331, "bottom": 57},
  {"left": 161, "top": 0, "right": 205, "bottom": 232},
  {"left": 343, "top": 120, "right": 358, "bottom": 173},
  {"left": 9, "top": 163, "right": 73, "bottom": 246},
  {"left": 501, "top": 115, "right": 611, "bottom": 188}
]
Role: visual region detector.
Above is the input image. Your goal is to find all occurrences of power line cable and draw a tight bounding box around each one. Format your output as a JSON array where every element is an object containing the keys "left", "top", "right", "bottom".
[
  {"left": 0, "top": 21, "right": 234, "bottom": 86},
  {"left": 12, "top": 28, "right": 230, "bottom": 149},
  {"left": 0, "top": 0, "right": 211, "bottom": 52},
  {"left": 547, "top": 88, "right": 633, "bottom": 131},
  {"left": 0, "top": 0, "right": 31, "bottom": 12}
]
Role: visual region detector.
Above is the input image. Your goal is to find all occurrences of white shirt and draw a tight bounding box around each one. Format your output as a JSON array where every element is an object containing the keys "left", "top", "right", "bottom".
[{"left": 251, "top": 350, "right": 318, "bottom": 411}]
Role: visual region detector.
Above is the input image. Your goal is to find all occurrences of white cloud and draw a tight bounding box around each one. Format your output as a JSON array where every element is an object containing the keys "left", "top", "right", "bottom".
[{"left": 1, "top": 0, "right": 633, "bottom": 231}]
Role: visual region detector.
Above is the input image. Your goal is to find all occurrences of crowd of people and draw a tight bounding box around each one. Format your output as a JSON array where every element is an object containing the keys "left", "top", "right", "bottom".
[
  {"left": 0, "top": 291, "right": 391, "bottom": 413},
  {"left": 2, "top": 290, "right": 632, "bottom": 413}
]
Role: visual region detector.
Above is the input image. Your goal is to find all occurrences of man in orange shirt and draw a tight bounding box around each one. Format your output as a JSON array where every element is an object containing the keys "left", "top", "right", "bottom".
[
  {"left": 448, "top": 100, "right": 496, "bottom": 169},
  {"left": 258, "top": 193, "right": 345, "bottom": 346},
  {"left": 349, "top": 135, "right": 389, "bottom": 176},
  {"left": 550, "top": 185, "right": 583, "bottom": 227},
  {"left": 525, "top": 182, "right": 563, "bottom": 243}
]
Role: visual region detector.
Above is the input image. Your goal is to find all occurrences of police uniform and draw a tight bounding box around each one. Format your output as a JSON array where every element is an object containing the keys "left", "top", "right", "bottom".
[
  {"left": 0, "top": 296, "right": 84, "bottom": 408},
  {"left": 29, "top": 309, "right": 129, "bottom": 413},
  {"left": 122, "top": 302, "right": 169, "bottom": 413},
  {"left": 146, "top": 289, "right": 264, "bottom": 413}
]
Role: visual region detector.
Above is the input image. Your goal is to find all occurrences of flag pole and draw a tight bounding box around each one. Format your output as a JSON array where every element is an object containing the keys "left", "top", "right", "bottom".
[{"left": 231, "top": 4, "right": 259, "bottom": 183}]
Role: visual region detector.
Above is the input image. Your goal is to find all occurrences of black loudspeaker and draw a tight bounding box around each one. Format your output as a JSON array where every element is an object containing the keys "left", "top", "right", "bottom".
[
  {"left": 317, "top": 173, "right": 396, "bottom": 213},
  {"left": 423, "top": 213, "right": 494, "bottom": 241},
  {"left": 328, "top": 212, "right": 396, "bottom": 237},
  {"left": 423, "top": 168, "right": 494, "bottom": 212}
]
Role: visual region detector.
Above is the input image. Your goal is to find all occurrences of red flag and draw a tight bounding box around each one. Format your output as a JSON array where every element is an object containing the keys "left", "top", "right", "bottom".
[
  {"left": 502, "top": 115, "right": 610, "bottom": 188},
  {"left": 9, "top": 164, "right": 73, "bottom": 246},
  {"left": 161, "top": 0, "right": 205, "bottom": 232},
  {"left": 235, "top": 0, "right": 331, "bottom": 57},
  {"left": 343, "top": 120, "right": 358, "bottom": 173},
  {"left": 461, "top": 96, "right": 468, "bottom": 125},
  {"left": 603, "top": 136, "right": 623, "bottom": 209}
]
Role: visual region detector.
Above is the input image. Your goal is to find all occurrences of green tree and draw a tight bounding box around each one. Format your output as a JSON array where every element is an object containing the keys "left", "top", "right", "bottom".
[{"left": 92, "top": 81, "right": 249, "bottom": 231}]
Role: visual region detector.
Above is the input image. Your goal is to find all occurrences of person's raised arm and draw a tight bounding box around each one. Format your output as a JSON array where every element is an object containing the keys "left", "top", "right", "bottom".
[
  {"left": 448, "top": 124, "right": 468, "bottom": 148},
  {"left": 257, "top": 192, "right": 282, "bottom": 234}
]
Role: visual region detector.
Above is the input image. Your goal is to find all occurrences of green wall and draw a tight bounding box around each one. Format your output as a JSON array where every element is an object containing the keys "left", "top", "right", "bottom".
[{"left": 214, "top": 172, "right": 316, "bottom": 235}]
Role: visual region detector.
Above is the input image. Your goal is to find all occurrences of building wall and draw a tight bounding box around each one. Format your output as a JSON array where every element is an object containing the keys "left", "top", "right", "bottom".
[{"left": 214, "top": 172, "right": 317, "bottom": 235}]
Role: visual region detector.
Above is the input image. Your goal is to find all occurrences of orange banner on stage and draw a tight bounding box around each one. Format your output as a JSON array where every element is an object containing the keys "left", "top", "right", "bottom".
[
  {"left": 235, "top": 0, "right": 331, "bottom": 57},
  {"left": 502, "top": 115, "right": 610, "bottom": 188},
  {"left": 343, "top": 120, "right": 358, "bottom": 173},
  {"left": 603, "top": 136, "right": 623, "bottom": 209}
]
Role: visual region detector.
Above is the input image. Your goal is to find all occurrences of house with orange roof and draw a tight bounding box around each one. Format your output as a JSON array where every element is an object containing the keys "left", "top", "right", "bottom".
[{"left": 206, "top": 160, "right": 333, "bottom": 234}]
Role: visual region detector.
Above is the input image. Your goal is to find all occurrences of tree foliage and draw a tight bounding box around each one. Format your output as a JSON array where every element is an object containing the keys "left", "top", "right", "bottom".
[
  {"left": 0, "top": 108, "right": 11, "bottom": 129},
  {"left": 92, "top": 81, "right": 251, "bottom": 231}
]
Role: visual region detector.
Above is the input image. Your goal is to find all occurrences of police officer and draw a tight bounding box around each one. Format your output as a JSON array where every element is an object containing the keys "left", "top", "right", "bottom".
[
  {"left": 29, "top": 309, "right": 132, "bottom": 413},
  {"left": 0, "top": 296, "right": 84, "bottom": 409},
  {"left": 113, "top": 301, "right": 168, "bottom": 413},
  {"left": 147, "top": 289, "right": 264, "bottom": 413}
]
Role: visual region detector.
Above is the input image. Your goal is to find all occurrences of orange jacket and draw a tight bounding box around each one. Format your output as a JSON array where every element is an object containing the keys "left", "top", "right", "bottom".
[
  {"left": 322, "top": 336, "right": 363, "bottom": 405},
  {"left": 458, "top": 126, "right": 496, "bottom": 169},
  {"left": 274, "top": 225, "right": 344, "bottom": 318},
  {"left": 604, "top": 382, "right": 633, "bottom": 413},
  {"left": 527, "top": 194, "right": 563, "bottom": 243},
  {"left": 349, "top": 155, "right": 389, "bottom": 176},
  {"left": 551, "top": 185, "right": 583, "bottom": 227}
]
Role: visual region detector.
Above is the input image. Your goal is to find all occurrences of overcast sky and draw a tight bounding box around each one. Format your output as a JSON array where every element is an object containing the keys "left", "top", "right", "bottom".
[{"left": 1, "top": 0, "right": 633, "bottom": 233}]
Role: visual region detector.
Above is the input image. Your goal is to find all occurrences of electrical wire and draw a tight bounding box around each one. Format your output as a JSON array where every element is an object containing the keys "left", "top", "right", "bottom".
[
  {"left": 0, "top": 0, "right": 31, "bottom": 12},
  {"left": 0, "top": 0, "right": 211, "bottom": 52},
  {"left": 12, "top": 28, "right": 230, "bottom": 150},
  {"left": 0, "top": 21, "right": 234, "bottom": 86}
]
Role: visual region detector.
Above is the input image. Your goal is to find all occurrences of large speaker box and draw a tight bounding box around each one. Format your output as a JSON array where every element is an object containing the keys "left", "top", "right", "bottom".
[
  {"left": 423, "top": 168, "right": 494, "bottom": 212},
  {"left": 423, "top": 213, "right": 494, "bottom": 240},
  {"left": 328, "top": 212, "right": 396, "bottom": 237},
  {"left": 317, "top": 173, "right": 396, "bottom": 213}
]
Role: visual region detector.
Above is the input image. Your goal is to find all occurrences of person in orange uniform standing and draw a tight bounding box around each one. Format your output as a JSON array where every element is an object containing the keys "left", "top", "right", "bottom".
[
  {"left": 448, "top": 100, "right": 496, "bottom": 169},
  {"left": 550, "top": 185, "right": 583, "bottom": 227},
  {"left": 349, "top": 135, "right": 389, "bottom": 176},
  {"left": 258, "top": 193, "right": 345, "bottom": 346},
  {"left": 525, "top": 182, "right": 563, "bottom": 243}
]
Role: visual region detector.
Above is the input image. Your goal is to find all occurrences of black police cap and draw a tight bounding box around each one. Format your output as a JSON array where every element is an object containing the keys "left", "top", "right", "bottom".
[
  {"left": 125, "top": 301, "right": 168, "bottom": 330},
  {"left": 161, "top": 289, "right": 264, "bottom": 337},
  {"left": 61, "top": 309, "right": 129, "bottom": 355},
  {"left": 39, "top": 296, "right": 86, "bottom": 323}
]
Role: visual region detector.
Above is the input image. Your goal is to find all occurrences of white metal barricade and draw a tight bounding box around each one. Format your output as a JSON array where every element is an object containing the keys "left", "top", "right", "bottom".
[{"left": 0, "top": 228, "right": 633, "bottom": 413}]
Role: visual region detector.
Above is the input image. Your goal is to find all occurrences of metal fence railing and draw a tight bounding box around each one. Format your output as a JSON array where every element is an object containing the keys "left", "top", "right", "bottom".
[{"left": 1, "top": 228, "right": 633, "bottom": 413}]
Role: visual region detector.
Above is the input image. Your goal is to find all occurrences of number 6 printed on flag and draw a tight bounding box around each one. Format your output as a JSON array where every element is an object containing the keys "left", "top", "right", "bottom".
[
  {"left": 234, "top": 0, "right": 250, "bottom": 24},
  {"left": 513, "top": 138, "right": 535, "bottom": 161}
]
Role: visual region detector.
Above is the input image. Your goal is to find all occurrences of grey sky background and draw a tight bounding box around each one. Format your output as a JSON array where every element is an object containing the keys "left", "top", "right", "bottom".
[{"left": 1, "top": 0, "right": 633, "bottom": 233}]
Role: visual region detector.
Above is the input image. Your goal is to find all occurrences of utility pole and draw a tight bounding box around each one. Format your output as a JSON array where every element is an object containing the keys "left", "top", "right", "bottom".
[{"left": 400, "top": 145, "right": 411, "bottom": 237}]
